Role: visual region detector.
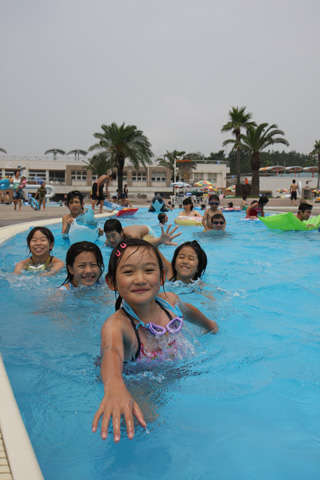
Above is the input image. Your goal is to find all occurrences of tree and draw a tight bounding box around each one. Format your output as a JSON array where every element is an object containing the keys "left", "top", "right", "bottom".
[
  {"left": 156, "top": 150, "right": 186, "bottom": 182},
  {"left": 88, "top": 122, "right": 153, "bottom": 193},
  {"left": 221, "top": 106, "right": 256, "bottom": 195},
  {"left": 83, "top": 152, "right": 114, "bottom": 178},
  {"left": 224, "top": 123, "right": 289, "bottom": 196},
  {"left": 309, "top": 140, "right": 320, "bottom": 189},
  {"left": 207, "top": 150, "right": 225, "bottom": 160}
]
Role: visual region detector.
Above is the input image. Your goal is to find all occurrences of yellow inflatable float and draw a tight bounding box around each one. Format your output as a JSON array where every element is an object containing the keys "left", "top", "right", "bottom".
[{"left": 174, "top": 215, "right": 203, "bottom": 226}]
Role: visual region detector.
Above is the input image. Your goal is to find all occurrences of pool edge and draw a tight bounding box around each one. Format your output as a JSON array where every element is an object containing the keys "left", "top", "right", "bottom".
[{"left": 0, "top": 355, "right": 44, "bottom": 480}]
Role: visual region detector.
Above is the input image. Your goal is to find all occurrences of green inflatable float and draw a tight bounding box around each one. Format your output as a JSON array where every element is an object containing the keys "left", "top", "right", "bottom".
[{"left": 259, "top": 212, "right": 320, "bottom": 231}]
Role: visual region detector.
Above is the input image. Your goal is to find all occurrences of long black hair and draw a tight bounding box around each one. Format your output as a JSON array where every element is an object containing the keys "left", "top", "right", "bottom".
[
  {"left": 170, "top": 240, "right": 207, "bottom": 281},
  {"left": 106, "top": 238, "right": 164, "bottom": 311},
  {"left": 60, "top": 241, "right": 104, "bottom": 286}
]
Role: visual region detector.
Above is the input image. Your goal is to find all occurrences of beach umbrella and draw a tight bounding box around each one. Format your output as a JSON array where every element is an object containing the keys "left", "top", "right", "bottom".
[
  {"left": 202, "top": 185, "right": 218, "bottom": 192},
  {"left": 66, "top": 149, "right": 88, "bottom": 161},
  {"left": 44, "top": 149, "right": 66, "bottom": 161},
  {"left": 226, "top": 185, "right": 236, "bottom": 191},
  {"left": 285, "top": 166, "right": 304, "bottom": 177},
  {"left": 312, "top": 189, "right": 320, "bottom": 194},
  {"left": 277, "top": 188, "right": 288, "bottom": 193},
  {"left": 194, "top": 180, "right": 213, "bottom": 187}
]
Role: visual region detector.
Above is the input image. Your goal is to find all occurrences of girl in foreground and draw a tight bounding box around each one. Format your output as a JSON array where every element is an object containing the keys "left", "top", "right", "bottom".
[
  {"left": 60, "top": 241, "right": 104, "bottom": 291},
  {"left": 92, "top": 238, "right": 218, "bottom": 443},
  {"left": 159, "top": 240, "right": 207, "bottom": 283},
  {"left": 13, "top": 227, "right": 64, "bottom": 275}
]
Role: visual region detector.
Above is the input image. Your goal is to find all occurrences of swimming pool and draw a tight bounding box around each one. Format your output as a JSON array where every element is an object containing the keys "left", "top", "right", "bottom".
[{"left": 1, "top": 209, "right": 320, "bottom": 480}]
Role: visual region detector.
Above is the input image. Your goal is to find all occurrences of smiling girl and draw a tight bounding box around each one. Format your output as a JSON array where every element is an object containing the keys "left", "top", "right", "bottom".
[
  {"left": 13, "top": 227, "right": 64, "bottom": 275},
  {"left": 60, "top": 241, "right": 104, "bottom": 291},
  {"left": 159, "top": 240, "right": 207, "bottom": 283},
  {"left": 92, "top": 238, "right": 218, "bottom": 443}
]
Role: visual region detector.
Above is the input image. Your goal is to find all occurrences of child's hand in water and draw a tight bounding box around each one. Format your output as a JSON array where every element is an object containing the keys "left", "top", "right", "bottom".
[
  {"left": 159, "top": 224, "right": 181, "bottom": 246},
  {"left": 92, "top": 379, "right": 147, "bottom": 443}
]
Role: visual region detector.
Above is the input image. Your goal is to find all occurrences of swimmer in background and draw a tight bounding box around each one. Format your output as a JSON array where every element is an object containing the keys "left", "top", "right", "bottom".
[
  {"left": 202, "top": 194, "right": 225, "bottom": 231},
  {"left": 103, "top": 218, "right": 181, "bottom": 248},
  {"left": 117, "top": 193, "right": 132, "bottom": 208},
  {"left": 158, "top": 213, "right": 168, "bottom": 225},
  {"left": 92, "top": 239, "right": 218, "bottom": 443},
  {"left": 295, "top": 202, "right": 313, "bottom": 222},
  {"left": 240, "top": 196, "right": 248, "bottom": 210},
  {"left": 246, "top": 195, "right": 269, "bottom": 220},
  {"left": 13, "top": 227, "right": 64, "bottom": 275},
  {"left": 59, "top": 241, "right": 104, "bottom": 291},
  {"left": 210, "top": 213, "right": 226, "bottom": 231},
  {"left": 91, "top": 172, "right": 116, "bottom": 213},
  {"left": 178, "top": 198, "right": 202, "bottom": 218},
  {"left": 62, "top": 190, "right": 103, "bottom": 236},
  {"left": 35, "top": 182, "right": 47, "bottom": 210},
  {"left": 158, "top": 240, "right": 207, "bottom": 283}
]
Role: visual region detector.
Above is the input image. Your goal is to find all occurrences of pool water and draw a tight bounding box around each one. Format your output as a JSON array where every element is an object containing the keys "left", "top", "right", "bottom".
[{"left": 1, "top": 208, "right": 320, "bottom": 480}]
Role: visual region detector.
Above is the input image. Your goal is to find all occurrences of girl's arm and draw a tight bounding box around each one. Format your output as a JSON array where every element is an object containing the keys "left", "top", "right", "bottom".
[
  {"left": 165, "top": 292, "right": 218, "bottom": 333},
  {"left": 13, "top": 259, "right": 27, "bottom": 274},
  {"left": 180, "top": 300, "right": 218, "bottom": 333},
  {"left": 92, "top": 316, "right": 146, "bottom": 443}
]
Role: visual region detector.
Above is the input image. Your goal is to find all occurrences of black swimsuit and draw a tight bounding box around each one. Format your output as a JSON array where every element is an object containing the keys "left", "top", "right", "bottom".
[{"left": 122, "top": 300, "right": 172, "bottom": 361}]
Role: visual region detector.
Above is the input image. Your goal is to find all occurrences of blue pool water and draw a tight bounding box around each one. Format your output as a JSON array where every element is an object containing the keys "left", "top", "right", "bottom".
[{"left": 1, "top": 208, "right": 320, "bottom": 480}]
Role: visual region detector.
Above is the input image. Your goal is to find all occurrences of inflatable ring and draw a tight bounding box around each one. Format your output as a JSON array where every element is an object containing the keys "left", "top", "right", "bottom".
[
  {"left": 221, "top": 207, "right": 241, "bottom": 212},
  {"left": 30, "top": 197, "right": 40, "bottom": 211},
  {"left": 0, "top": 178, "right": 10, "bottom": 190},
  {"left": 174, "top": 215, "right": 203, "bottom": 226}
]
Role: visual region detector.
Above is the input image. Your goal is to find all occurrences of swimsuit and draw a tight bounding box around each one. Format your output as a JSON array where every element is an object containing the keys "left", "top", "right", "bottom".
[
  {"left": 122, "top": 297, "right": 184, "bottom": 362},
  {"left": 25, "top": 255, "right": 53, "bottom": 272}
]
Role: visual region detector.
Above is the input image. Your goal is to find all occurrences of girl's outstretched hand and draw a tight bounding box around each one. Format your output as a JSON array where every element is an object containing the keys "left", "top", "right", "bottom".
[
  {"left": 159, "top": 224, "right": 181, "bottom": 246},
  {"left": 92, "top": 379, "right": 147, "bottom": 443}
]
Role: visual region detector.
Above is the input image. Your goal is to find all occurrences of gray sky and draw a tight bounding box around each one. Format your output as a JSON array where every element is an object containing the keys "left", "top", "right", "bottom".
[{"left": 1, "top": 0, "right": 319, "bottom": 157}]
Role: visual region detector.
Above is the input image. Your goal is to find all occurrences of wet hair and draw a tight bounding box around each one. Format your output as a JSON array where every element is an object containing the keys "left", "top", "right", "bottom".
[
  {"left": 258, "top": 195, "right": 269, "bottom": 206},
  {"left": 211, "top": 213, "right": 225, "bottom": 223},
  {"left": 107, "top": 238, "right": 164, "bottom": 311},
  {"left": 250, "top": 200, "right": 258, "bottom": 205},
  {"left": 209, "top": 194, "right": 220, "bottom": 202},
  {"left": 298, "top": 202, "right": 312, "bottom": 213},
  {"left": 109, "top": 172, "right": 116, "bottom": 180},
  {"left": 104, "top": 218, "right": 123, "bottom": 234},
  {"left": 182, "top": 197, "right": 193, "bottom": 210},
  {"left": 242, "top": 196, "right": 247, "bottom": 200},
  {"left": 60, "top": 241, "right": 104, "bottom": 287},
  {"left": 158, "top": 213, "right": 167, "bottom": 224},
  {"left": 170, "top": 240, "right": 207, "bottom": 282},
  {"left": 27, "top": 227, "right": 54, "bottom": 253},
  {"left": 66, "top": 190, "right": 84, "bottom": 206}
]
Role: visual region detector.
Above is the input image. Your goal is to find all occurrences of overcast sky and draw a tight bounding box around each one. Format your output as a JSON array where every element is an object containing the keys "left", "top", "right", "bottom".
[{"left": 1, "top": 0, "right": 319, "bottom": 158}]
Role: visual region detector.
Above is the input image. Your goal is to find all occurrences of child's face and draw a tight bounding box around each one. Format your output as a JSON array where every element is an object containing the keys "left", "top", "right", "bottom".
[
  {"left": 174, "top": 246, "right": 199, "bottom": 282},
  {"left": 29, "top": 230, "right": 52, "bottom": 256},
  {"left": 105, "top": 229, "right": 123, "bottom": 248},
  {"left": 112, "top": 247, "right": 163, "bottom": 306},
  {"left": 68, "top": 251, "right": 100, "bottom": 287},
  {"left": 68, "top": 197, "right": 83, "bottom": 215},
  {"left": 209, "top": 199, "right": 220, "bottom": 211}
]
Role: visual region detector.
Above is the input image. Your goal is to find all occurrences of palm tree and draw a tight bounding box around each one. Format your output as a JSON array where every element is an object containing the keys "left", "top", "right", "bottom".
[
  {"left": 221, "top": 106, "right": 256, "bottom": 195},
  {"left": 224, "top": 123, "right": 289, "bottom": 196},
  {"left": 83, "top": 152, "right": 114, "bottom": 178},
  {"left": 309, "top": 140, "right": 320, "bottom": 189},
  {"left": 88, "top": 122, "right": 153, "bottom": 193},
  {"left": 156, "top": 150, "right": 186, "bottom": 182}
]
